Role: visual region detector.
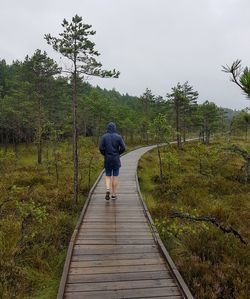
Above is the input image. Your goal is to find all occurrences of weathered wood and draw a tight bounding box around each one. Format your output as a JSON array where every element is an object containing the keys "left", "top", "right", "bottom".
[
  {"left": 79, "top": 225, "right": 150, "bottom": 231},
  {"left": 73, "top": 244, "right": 159, "bottom": 255},
  {"left": 69, "top": 264, "right": 167, "bottom": 275},
  {"left": 65, "top": 287, "right": 181, "bottom": 299},
  {"left": 75, "top": 239, "right": 155, "bottom": 245},
  {"left": 67, "top": 270, "right": 171, "bottom": 283},
  {"left": 70, "top": 257, "right": 165, "bottom": 268},
  {"left": 66, "top": 278, "right": 176, "bottom": 292},
  {"left": 76, "top": 234, "right": 152, "bottom": 239},
  {"left": 58, "top": 145, "right": 194, "bottom": 299},
  {"left": 71, "top": 252, "right": 163, "bottom": 261}
]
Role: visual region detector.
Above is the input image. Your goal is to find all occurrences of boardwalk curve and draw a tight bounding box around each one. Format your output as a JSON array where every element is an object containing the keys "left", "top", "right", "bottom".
[{"left": 58, "top": 145, "right": 193, "bottom": 299}]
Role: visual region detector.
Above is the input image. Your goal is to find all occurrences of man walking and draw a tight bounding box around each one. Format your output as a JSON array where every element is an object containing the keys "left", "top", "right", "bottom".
[{"left": 99, "top": 122, "right": 125, "bottom": 200}]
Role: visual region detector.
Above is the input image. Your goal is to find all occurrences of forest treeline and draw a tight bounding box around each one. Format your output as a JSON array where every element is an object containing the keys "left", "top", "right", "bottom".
[{"left": 1, "top": 53, "right": 248, "bottom": 156}]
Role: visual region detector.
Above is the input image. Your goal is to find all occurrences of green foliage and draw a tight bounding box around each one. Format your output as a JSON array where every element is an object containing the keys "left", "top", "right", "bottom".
[
  {"left": 198, "top": 101, "right": 226, "bottom": 144},
  {"left": 138, "top": 140, "right": 250, "bottom": 299},
  {"left": 0, "top": 149, "right": 17, "bottom": 173},
  {"left": 0, "top": 140, "right": 103, "bottom": 298},
  {"left": 167, "top": 82, "right": 199, "bottom": 148},
  {"left": 222, "top": 59, "right": 250, "bottom": 98},
  {"left": 150, "top": 113, "right": 174, "bottom": 144},
  {"left": 45, "top": 15, "right": 119, "bottom": 78}
]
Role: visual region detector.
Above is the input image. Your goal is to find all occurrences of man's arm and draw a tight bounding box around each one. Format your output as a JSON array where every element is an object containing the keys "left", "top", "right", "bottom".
[
  {"left": 99, "top": 136, "right": 105, "bottom": 156},
  {"left": 118, "top": 137, "right": 125, "bottom": 155}
]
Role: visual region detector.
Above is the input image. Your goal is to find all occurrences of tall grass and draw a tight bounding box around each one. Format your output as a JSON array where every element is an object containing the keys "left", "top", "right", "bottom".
[
  {"left": 0, "top": 138, "right": 103, "bottom": 298},
  {"left": 138, "top": 138, "right": 250, "bottom": 299}
]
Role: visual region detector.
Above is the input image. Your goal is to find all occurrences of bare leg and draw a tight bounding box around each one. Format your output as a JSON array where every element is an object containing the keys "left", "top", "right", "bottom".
[
  {"left": 112, "top": 176, "right": 118, "bottom": 196},
  {"left": 105, "top": 176, "right": 111, "bottom": 191}
]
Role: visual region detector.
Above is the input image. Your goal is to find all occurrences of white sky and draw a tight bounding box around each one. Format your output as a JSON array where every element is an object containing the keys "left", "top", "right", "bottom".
[{"left": 1, "top": 0, "right": 250, "bottom": 109}]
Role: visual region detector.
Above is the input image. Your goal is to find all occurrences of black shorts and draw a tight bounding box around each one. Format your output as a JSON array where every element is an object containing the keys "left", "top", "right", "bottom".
[{"left": 105, "top": 167, "right": 119, "bottom": 176}]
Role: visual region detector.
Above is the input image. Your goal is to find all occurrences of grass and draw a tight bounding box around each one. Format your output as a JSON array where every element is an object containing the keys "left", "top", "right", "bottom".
[
  {"left": 138, "top": 137, "right": 250, "bottom": 299},
  {"left": 0, "top": 137, "right": 103, "bottom": 299}
]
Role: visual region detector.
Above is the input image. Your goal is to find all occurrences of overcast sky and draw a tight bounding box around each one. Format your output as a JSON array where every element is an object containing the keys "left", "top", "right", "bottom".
[{"left": 1, "top": 0, "right": 250, "bottom": 109}]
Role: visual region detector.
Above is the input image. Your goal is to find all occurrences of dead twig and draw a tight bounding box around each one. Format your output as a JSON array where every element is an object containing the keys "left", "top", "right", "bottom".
[{"left": 169, "top": 211, "right": 248, "bottom": 245}]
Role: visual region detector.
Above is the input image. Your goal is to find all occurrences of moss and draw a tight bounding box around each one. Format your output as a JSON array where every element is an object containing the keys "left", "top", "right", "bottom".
[
  {"left": 0, "top": 139, "right": 103, "bottom": 299},
  {"left": 138, "top": 139, "right": 250, "bottom": 299}
]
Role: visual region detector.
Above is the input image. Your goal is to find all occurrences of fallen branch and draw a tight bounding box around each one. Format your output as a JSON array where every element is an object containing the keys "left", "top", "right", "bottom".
[
  {"left": 169, "top": 211, "right": 248, "bottom": 245},
  {"left": 228, "top": 145, "right": 250, "bottom": 184}
]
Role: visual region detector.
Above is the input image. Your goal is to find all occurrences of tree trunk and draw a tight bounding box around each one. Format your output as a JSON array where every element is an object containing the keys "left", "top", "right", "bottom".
[
  {"left": 5, "top": 129, "right": 8, "bottom": 152},
  {"left": 157, "top": 144, "right": 163, "bottom": 181},
  {"left": 14, "top": 136, "right": 18, "bottom": 159},
  {"left": 37, "top": 99, "right": 42, "bottom": 164},
  {"left": 52, "top": 140, "right": 59, "bottom": 185},
  {"left": 0, "top": 129, "right": 3, "bottom": 144},
  {"left": 176, "top": 102, "right": 181, "bottom": 149},
  {"left": 72, "top": 66, "right": 78, "bottom": 203}
]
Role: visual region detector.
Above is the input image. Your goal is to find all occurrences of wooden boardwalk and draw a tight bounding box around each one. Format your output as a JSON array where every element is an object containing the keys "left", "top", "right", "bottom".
[{"left": 58, "top": 145, "right": 193, "bottom": 299}]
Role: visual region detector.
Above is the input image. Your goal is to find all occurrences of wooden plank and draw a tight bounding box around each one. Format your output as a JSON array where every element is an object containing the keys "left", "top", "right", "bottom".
[
  {"left": 94, "top": 190, "right": 138, "bottom": 194},
  {"left": 73, "top": 244, "right": 158, "bottom": 255},
  {"left": 83, "top": 216, "right": 147, "bottom": 220},
  {"left": 79, "top": 230, "right": 151, "bottom": 234},
  {"left": 65, "top": 287, "right": 181, "bottom": 298},
  {"left": 88, "top": 203, "right": 142, "bottom": 207},
  {"left": 71, "top": 252, "right": 163, "bottom": 262},
  {"left": 74, "top": 239, "right": 155, "bottom": 245},
  {"left": 91, "top": 193, "right": 140, "bottom": 197},
  {"left": 66, "top": 278, "right": 176, "bottom": 292},
  {"left": 70, "top": 257, "right": 165, "bottom": 268},
  {"left": 75, "top": 237, "right": 153, "bottom": 241},
  {"left": 85, "top": 209, "right": 144, "bottom": 213},
  {"left": 77, "top": 233, "right": 152, "bottom": 237},
  {"left": 79, "top": 223, "right": 149, "bottom": 228},
  {"left": 67, "top": 270, "right": 171, "bottom": 283},
  {"left": 89, "top": 203, "right": 141, "bottom": 209},
  {"left": 69, "top": 264, "right": 167, "bottom": 275},
  {"left": 82, "top": 221, "right": 147, "bottom": 224},
  {"left": 84, "top": 213, "right": 145, "bottom": 217}
]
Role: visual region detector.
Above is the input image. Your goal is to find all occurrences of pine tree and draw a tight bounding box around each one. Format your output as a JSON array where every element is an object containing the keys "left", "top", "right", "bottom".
[{"left": 45, "top": 15, "right": 119, "bottom": 202}]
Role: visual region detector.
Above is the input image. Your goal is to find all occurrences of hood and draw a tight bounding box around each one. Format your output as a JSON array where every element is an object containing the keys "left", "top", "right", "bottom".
[{"left": 107, "top": 122, "right": 116, "bottom": 133}]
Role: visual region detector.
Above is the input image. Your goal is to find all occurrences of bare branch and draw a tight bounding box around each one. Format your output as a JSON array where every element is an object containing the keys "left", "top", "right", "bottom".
[
  {"left": 222, "top": 60, "right": 245, "bottom": 91},
  {"left": 169, "top": 211, "right": 248, "bottom": 245}
]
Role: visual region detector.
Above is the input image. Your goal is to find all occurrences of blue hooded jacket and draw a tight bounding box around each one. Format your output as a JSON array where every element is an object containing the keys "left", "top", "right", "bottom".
[{"left": 99, "top": 122, "right": 125, "bottom": 169}]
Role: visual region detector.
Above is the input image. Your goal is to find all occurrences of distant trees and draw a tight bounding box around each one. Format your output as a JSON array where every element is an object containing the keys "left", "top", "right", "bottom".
[
  {"left": 230, "top": 110, "right": 250, "bottom": 141},
  {"left": 45, "top": 15, "right": 119, "bottom": 202},
  {"left": 139, "top": 88, "right": 155, "bottom": 143},
  {"left": 150, "top": 113, "right": 173, "bottom": 180},
  {"left": 198, "top": 101, "right": 224, "bottom": 144},
  {"left": 167, "top": 82, "right": 198, "bottom": 149},
  {"left": 22, "top": 50, "right": 61, "bottom": 164}
]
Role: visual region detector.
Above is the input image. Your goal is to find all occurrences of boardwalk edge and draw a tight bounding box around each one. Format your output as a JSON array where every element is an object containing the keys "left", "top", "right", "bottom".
[
  {"left": 135, "top": 166, "right": 194, "bottom": 299},
  {"left": 56, "top": 169, "right": 105, "bottom": 299}
]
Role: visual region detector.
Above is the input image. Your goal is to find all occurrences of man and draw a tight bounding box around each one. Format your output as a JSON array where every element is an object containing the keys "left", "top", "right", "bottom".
[{"left": 99, "top": 122, "right": 125, "bottom": 200}]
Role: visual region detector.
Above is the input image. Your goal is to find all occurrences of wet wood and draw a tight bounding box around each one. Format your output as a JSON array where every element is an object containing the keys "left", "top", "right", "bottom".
[
  {"left": 67, "top": 270, "right": 171, "bottom": 283},
  {"left": 65, "top": 287, "right": 181, "bottom": 299},
  {"left": 75, "top": 239, "right": 155, "bottom": 245},
  {"left": 70, "top": 257, "right": 165, "bottom": 268},
  {"left": 69, "top": 264, "right": 167, "bottom": 275},
  {"left": 71, "top": 252, "right": 163, "bottom": 261},
  {"left": 66, "top": 279, "right": 176, "bottom": 292},
  {"left": 58, "top": 145, "right": 194, "bottom": 299}
]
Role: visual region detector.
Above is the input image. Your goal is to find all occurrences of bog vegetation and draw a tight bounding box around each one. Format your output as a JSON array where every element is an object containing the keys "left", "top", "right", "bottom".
[
  {"left": 138, "top": 136, "right": 250, "bottom": 299},
  {"left": 0, "top": 14, "right": 250, "bottom": 299}
]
